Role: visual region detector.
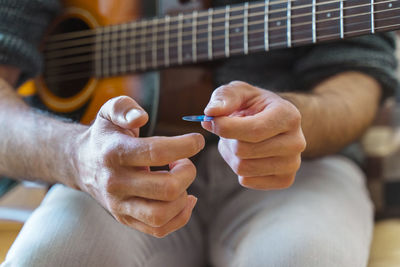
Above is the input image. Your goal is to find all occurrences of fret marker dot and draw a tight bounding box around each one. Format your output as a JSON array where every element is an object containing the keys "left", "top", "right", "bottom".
[
  {"left": 327, "top": 13, "right": 331, "bottom": 18},
  {"left": 276, "top": 21, "right": 281, "bottom": 26},
  {"left": 235, "top": 28, "right": 240, "bottom": 33},
  {"left": 185, "top": 53, "right": 191, "bottom": 59},
  {"left": 388, "top": 3, "right": 393, "bottom": 8}
]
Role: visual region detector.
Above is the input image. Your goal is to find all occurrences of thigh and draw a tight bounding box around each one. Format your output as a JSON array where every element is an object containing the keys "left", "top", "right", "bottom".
[
  {"left": 2, "top": 185, "right": 205, "bottom": 267},
  {"left": 209, "top": 156, "right": 374, "bottom": 267}
]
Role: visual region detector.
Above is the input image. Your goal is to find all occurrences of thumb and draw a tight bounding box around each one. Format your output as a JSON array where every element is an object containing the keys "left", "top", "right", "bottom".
[
  {"left": 98, "top": 96, "right": 149, "bottom": 130},
  {"left": 204, "top": 81, "right": 256, "bottom": 116}
]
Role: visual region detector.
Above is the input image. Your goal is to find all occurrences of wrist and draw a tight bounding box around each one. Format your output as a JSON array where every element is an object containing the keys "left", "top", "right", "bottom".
[{"left": 63, "top": 122, "right": 89, "bottom": 190}]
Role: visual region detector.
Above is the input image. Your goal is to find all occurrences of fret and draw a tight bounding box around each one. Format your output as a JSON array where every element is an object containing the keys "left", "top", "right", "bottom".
[
  {"left": 374, "top": 0, "right": 400, "bottom": 32},
  {"left": 343, "top": 0, "right": 371, "bottom": 37},
  {"left": 151, "top": 18, "right": 158, "bottom": 69},
  {"left": 371, "top": 0, "right": 375, "bottom": 33},
  {"left": 192, "top": 11, "right": 198, "bottom": 63},
  {"left": 287, "top": 0, "right": 292, "bottom": 47},
  {"left": 291, "top": 0, "right": 313, "bottom": 46},
  {"left": 316, "top": 0, "right": 341, "bottom": 42},
  {"left": 164, "top": 15, "right": 170, "bottom": 67},
  {"left": 225, "top": 5, "right": 230, "bottom": 58},
  {"left": 120, "top": 23, "right": 128, "bottom": 74},
  {"left": 312, "top": 0, "right": 317, "bottom": 43},
  {"left": 208, "top": 8, "right": 213, "bottom": 60},
  {"left": 111, "top": 26, "right": 120, "bottom": 76},
  {"left": 182, "top": 15, "right": 194, "bottom": 64},
  {"left": 129, "top": 22, "right": 137, "bottom": 72},
  {"left": 247, "top": 3, "right": 265, "bottom": 54},
  {"left": 94, "top": 28, "right": 102, "bottom": 77},
  {"left": 264, "top": 0, "right": 269, "bottom": 51},
  {"left": 102, "top": 26, "right": 111, "bottom": 77},
  {"left": 244, "top": 2, "right": 249, "bottom": 55},
  {"left": 196, "top": 11, "right": 209, "bottom": 62},
  {"left": 140, "top": 20, "right": 147, "bottom": 71},
  {"left": 229, "top": 7, "right": 245, "bottom": 54},
  {"left": 268, "top": 0, "right": 287, "bottom": 49},
  {"left": 178, "top": 13, "right": 183, "bottom": 65},
  {"left": 340, "top": 0, "right": 344, "bottom": 38},
  {"left": 212, "top": 9, "right": 225, "bottom": 58}
]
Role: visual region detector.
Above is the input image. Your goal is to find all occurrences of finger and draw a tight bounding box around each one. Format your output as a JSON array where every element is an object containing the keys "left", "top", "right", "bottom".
[
  {"left": 239, "top": 174, "right": 296, "bottom": 190},
  {"left": 98, "top": 96, "right": 149, "bottom": 131},
  {"left": 204, "top": 81, "right": 260, "bottom": 116},
  {"left": 109, "top": 158, "right": 197, "bottom": 201},
  {"left": 120, "top": 133, "right": 205, "bottom": 166},
  {"left": 221, "top": 129, "right": 306, "bottom": 159},
  {"left": 219, "top": 140, "right": 301, "bottom": 177},
  {"left": 118, "top": 195, "right": 197, "bottom": 238},
  {"left": 203, "top": 100, "right": 301, "bottom": 143},
  {"left": 118, "top": 192, "right": 188, "bottom": 227}
]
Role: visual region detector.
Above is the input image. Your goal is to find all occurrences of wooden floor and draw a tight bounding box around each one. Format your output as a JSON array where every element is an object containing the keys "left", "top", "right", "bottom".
[
  {"left": 0, "top": 221, "right": 22, "bottom": 262},
  {"left": 0, "top": 183, "right": 47, "bottom": 263}
]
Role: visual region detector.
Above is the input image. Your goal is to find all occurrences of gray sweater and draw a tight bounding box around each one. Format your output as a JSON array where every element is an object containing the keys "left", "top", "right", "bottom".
[{"left": 0, "top": 0, "right": 397, "bottom": 99}]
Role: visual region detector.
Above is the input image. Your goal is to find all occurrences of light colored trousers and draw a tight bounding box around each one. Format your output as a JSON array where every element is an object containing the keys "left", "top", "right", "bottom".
[{"left": 2, "top": 145, "right": 373, "bottom": 267}]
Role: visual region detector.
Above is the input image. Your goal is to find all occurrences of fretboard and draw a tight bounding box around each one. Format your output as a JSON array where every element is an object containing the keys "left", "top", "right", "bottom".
[{"left": 44, "top": 0, "right": 400, "bottom": 82}]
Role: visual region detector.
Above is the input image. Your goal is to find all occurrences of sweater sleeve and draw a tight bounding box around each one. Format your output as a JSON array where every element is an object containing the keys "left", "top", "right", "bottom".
[
  {"left": 294, "top": 32, "right": 398, "bottom": 101},
  {"left": 0, "top": 0, "right": 61, "bottom": 86}
]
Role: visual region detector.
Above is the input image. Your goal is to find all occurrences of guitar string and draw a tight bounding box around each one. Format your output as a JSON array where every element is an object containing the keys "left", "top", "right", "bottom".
[
  {"left": 44, "top": 1, "right": 390, "bottom": 58},
  {"left": 43, "top": 8, "right": 399, "bottom": 70},
  {"left": 46, "top": 21, "right": 400, "bottom": 83},
  {"left": 44, "top": 11, "right": 399, "bottom": 72},
  {"left": 43, "top": 16, "right": 400, "bottom": 82},
  {"left": 45, "top": 22, "right": 400, "bottom": 83},
  {"left": 45, "top": 0, "right": 338, "bottom": 42},
  {"left": 44, "top": 6, "right": 394, "bottom": 61},
  {"left": 44, "top": 0, "right": 395, "bottom": 50}
]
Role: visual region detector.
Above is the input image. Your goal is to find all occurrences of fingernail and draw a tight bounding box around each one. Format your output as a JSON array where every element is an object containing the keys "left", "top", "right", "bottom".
[
  {"left": 125, "top": 109, "right": 142, "bottom": 122},
  {"left": 197, "top": 135, "right": 205, "bottom": 150},
  {"left": 206, "top": 100, "right": 224, "bottom": 110},
  {"left": 191, "top": 197, "right": 198, "bottom": 207}
]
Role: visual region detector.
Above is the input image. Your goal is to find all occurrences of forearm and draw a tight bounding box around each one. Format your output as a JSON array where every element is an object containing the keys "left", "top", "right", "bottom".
[
  {"left": 281, "top": 71, "right": 382, "bottom": 158},
  {"left": 0, "top": 68, "right": 85, "bottom": 187}
]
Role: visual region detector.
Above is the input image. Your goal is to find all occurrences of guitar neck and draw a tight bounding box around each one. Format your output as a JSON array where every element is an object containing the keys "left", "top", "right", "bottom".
[{"left": 45, "top": 0, "right": 400, "bottom": 80}]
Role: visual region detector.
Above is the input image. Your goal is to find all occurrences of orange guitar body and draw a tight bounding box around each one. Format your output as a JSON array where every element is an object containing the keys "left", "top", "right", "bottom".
[{"left": 20, "top": 0, "right": 213, "bottom": 135}]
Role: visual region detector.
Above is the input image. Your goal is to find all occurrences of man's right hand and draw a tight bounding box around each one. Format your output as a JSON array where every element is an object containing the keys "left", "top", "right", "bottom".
[{"left": 72, "top": 96, "right": 205, "bottom": 238}]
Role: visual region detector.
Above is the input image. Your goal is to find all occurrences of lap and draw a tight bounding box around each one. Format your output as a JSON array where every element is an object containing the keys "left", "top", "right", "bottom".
[
  {"left": 3, "top": 145, "right": 374, "bottom": 267},
  {"left": 2, "top": 184, "right": 205, "bottom": 267},
  {"left": 207, "top": 155, "right": 373, "bottom": 267}
]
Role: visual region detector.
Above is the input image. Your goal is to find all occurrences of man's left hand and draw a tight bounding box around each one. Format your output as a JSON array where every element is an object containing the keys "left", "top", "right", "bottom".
[{"left": 202, "top": 81, "right": 306, "bottom": 190}]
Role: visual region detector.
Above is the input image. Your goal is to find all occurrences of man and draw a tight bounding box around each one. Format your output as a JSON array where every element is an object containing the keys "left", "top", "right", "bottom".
[{"left": 1, "top": 0, "right": 398, "bottom": 266}]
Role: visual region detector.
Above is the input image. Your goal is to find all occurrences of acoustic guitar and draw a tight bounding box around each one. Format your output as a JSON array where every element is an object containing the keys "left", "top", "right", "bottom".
[{"left": 20, "top": 0, "right": 400, "bottom": 136}]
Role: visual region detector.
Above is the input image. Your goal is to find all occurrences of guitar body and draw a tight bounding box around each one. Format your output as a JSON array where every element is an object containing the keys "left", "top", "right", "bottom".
[{"left": 21, "top": 0, "right": 213, "bottom": 136}]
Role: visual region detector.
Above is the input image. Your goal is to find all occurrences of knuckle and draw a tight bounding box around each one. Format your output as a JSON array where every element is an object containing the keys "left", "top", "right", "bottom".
[
  {"left": 114, "top": 214, "right": 129, "bottom": 227},
  {"left": 163, "top": 179, "right": 181, "bottom": 201},
  {"left": 232, "top": 159, "right": 248, "bottom": 176},
  {"left": 228, "top": 80, "right": 247, "bottom": 88},
  {"left": 147, "top": 141, "right": 169, "bottom": 165},
  {"left": 152, "top": 228, "right": 168, "bottom": 238},
  {"left": 148, "top": 210, "right": 168, "bottom": 228},
  {"left": 287, "top": 107, "right": 302, "bottom": 129},
  {"left": 279, "top": 174, "right": 296, "bottom": 189},
  {"left": 100, "top": 139, "right": 124, "bottom": 165},
  {"left": 104, "top": 173, "right": 120, "bottom": 194},
  {"left": 232, "top": 141, "right": 248, "bottom": 158},
  {"left": 111, "top": 95, "right": 131, "bottom": 109},
  {"left": 293, "top": 136, "right": 307, "bottom": 153}
]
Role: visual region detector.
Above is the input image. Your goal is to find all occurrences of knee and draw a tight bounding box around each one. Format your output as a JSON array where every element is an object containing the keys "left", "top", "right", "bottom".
[{"left": 232, "top": 233, "right": 366, "bottom": 267}]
